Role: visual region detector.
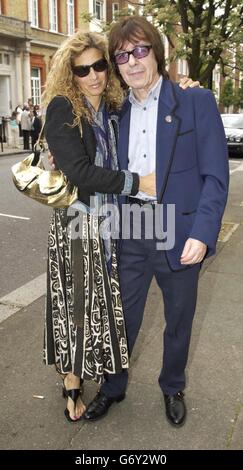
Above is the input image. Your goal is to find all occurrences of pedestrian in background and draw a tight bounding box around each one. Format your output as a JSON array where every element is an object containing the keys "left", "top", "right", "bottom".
[
  {"left": 21, "top": 106, "right": 31, "bottom": 150},
  {"left": 9, "top": 111, "right": 19, "bottom": 148},
  {"left": 15, "top": 105, "right": 23, "bottom": 137},
  {"left": 30, "top": 109, "right": 42, "bottom": 151}
]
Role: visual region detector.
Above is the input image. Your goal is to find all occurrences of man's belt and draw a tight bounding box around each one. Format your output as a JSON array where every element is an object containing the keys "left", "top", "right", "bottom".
[{"left": 127, "top": 197, "right": 157, "bottom": 207}]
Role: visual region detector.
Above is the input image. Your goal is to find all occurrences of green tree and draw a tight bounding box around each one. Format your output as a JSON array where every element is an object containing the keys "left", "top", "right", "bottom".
[
  {"left": 143, "top": 0, "right": 243, "bottom": 88},
  {"left": 220, "top": 79, "right": 234, "bottom": 111}
]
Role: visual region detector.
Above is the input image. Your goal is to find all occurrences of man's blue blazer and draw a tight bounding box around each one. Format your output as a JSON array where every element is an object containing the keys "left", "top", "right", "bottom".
[{"left": 118, "top": 79, "right": 229, "bottom": 270}]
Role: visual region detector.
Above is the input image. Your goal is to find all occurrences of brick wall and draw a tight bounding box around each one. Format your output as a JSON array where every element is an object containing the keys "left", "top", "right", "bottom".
[
  {"left": 2, "top": 0, "right": 28, "bottom": 21},
  {"left": 106, "top": 1, "right": 129, "bottom": 24}
]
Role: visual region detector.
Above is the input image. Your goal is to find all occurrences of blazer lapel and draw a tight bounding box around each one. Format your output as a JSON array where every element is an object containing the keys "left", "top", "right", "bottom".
[
  {"left": 118, "top": 98, "right": 131, "bottom": 170},
  {"left": 156, "top": 80, "right": 181, "bottom": 203}
]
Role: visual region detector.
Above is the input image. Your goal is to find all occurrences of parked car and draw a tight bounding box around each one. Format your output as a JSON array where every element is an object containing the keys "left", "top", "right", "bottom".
[{"left": 221, "top": 114, "right": 243, "bottom": 157}]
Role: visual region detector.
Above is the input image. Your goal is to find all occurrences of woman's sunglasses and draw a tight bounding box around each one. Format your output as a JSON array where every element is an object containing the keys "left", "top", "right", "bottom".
[
  {"left": 114, "top": 45, "right": 152, "bottom": 65},
  {"left": 72, "top": 58, "right": 108, "bottom": 77}
]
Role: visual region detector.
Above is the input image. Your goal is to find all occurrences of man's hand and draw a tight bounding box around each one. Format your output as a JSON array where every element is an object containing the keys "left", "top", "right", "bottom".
[
  {"left": 180, "top": 238, "right": 207, "bottom": 265},
  {"left": 179, "top": 77, "right": 201, "bottom": 89},
  {"left": 139, "top": 172, "right": 156, "bottom": 197},
  {"left": 48, "top": 151, "right": 56, "bottom": 170}
]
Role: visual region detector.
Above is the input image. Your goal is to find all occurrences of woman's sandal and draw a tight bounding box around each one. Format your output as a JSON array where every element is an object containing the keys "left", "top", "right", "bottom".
[{"left": 62, "top": 378, "right": 84, "bottom": 423}]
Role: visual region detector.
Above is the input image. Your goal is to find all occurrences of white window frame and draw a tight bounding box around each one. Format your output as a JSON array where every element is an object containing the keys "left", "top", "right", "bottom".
[
  {"left": 49, "top": 0, "right": 58, "bottom": 32},
  {"left": 67, "top": 0, "right": 75, "bottom": 35},
  {"left": 29, "top": 0, "right": 39, "bottom": 28},
  {"left": 177, "top": 59, "right": 188, "bottom": 76},
  {"left": 93, "top": 0, "right": 103, "bottom": 21},
  {"left": 4, "top": 53, "right": 10, "bottom": 65},
  {"left": 128, "top": 3, "right": 135, "bottom": 14},
  {"left": 112, "top": 3, "right": 119, "bottom": 20},
  {"left": 31, "top": 68, "right": 41, "bottom": 106},
  {"left": 0, "top": 51, "right": 10, "bottom": 67},
  {"left": 163, "top": 34, "right": 169, "bottom": 61}
]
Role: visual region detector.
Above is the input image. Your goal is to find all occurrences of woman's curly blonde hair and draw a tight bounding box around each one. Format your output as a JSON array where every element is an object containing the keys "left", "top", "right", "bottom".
[{"left": 42, "top": 31, "right": 124, "bottom": 126}]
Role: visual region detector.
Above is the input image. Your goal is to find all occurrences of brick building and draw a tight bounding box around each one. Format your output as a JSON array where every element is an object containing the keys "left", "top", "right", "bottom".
[
  {"left": 0, "top": 0, "right": 109, "bottom": 116},
  {"left": 0, "top": 0, "right": 190, "bottom": 118},
  {"left": 2, "top": 0, "right": 238, "bottom": 118}
]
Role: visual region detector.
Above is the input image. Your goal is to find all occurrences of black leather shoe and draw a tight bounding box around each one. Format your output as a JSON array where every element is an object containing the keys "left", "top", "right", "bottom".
[
  {"left": 83, "top": 390, "right": 125, "bottom": 421},
  {"left": 163, "top": 391, "right": 186, "bottom": 427}
]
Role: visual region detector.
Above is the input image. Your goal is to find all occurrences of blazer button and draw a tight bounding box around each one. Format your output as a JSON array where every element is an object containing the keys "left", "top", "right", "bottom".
[{"left": 165, "top": 115, "right": 172, "bottom": 123}]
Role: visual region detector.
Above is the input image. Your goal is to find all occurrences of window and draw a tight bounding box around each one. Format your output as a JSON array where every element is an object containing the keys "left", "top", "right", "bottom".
[
  {"left": 0, "top": 53, "right": 10, "bottom": 66},
  {"left": 93, "top": 0, "right": 103, "bottom": 21},
  {"left": 0, "top": 76, "right": 11, "bottom": 117},
  {"left": 0, "top": 0, "right": 4, "bottom": 15},
  {"left": 163, "top": 35, "right": 169, "bottom": 61},
  {"left": 31, "top": 68, "right": 41, "bottom": 105},
  {"left": 4, "top": 53, "right": 10, "bottom": 65},
  {"left": 0, "top": 0, "right": 7, "bottom": 15},
  {"left": 177, "top": 59, "right": 188, "bottom": 76},
  {"left": 112, "top": 3, "right": 119, "bottom": 20},
  {"left": 67, "top": 0, "right": 75, "bottom": 35},
  {"left": 128, "top": 3, "right": 135, "bottom": 14},
  {"left": 29, "top": 0, "right": 39, "bottom": 28},
  {"left": 49, "top": 0, "right": 58, "bottom": 32}
]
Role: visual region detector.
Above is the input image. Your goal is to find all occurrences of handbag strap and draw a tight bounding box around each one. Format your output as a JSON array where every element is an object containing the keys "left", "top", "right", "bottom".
[
  {"left": 31, "top": 119, "right": 45, "bottom": 165},
  {"left": 36, "top": 120, "right": 45, "bottom": 147},
  {"left": 35, "top": 117, "right": 82, "bottom": 147},
  {"left": 33, "top": 112, "right": 82, "bottom": 162}
]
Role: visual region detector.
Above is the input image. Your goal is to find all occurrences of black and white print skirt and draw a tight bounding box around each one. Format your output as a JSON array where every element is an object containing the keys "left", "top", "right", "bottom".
[{"left": 43, "top": 208, "right": 129, "bottom": 384}]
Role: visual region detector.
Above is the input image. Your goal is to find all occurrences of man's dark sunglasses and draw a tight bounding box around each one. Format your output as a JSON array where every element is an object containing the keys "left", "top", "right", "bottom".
[
  {"left": 72, "top": 58, "right": 108, "bottom": 77},
  {"left": 114, "top": 45, "right": 152, "bottom": 65}
]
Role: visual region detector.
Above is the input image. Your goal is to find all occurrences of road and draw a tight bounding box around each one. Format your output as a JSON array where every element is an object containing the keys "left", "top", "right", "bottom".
[
  {"left": 0, "top": 153, "right": 242, "bottom": 315},
  {"left": 0, "top": 153, "right": 51, "bottom": 298}
]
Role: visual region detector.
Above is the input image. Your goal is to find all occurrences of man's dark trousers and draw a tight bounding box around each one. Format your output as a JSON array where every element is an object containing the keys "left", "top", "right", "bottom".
[
  {"left": 101, "top": 207, "right": 200, "bottom": 398},
  {"left": 22, "top": 130, "right": 30, "bottom": 150}
]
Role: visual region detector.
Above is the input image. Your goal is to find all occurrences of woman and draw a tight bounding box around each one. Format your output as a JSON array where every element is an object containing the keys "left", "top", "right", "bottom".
[
  {"left": 9, "top": 111, "right": 19, "bottom": 148},
  {"left": 42, "top": 31, "right": 155, "bottom": 423}
]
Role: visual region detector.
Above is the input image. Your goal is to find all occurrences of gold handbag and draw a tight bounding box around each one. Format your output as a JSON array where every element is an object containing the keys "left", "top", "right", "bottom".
[{"left": 11, "top": 122, "right": 78, "bottom": 209}]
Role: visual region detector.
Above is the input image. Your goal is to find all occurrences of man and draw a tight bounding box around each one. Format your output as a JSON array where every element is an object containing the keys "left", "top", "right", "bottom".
[{"left": 83, "top": 16, "right": 229, "bottom": 427}]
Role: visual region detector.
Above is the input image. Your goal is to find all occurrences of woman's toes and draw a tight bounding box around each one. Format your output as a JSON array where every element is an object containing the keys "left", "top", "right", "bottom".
[
  {"left": 67, "top": 398, "right": 77, "bottom": 420},
  {"left": 75, "top": 399, "right": 86, "bottom": 418},
  {"left": 67, "top": 397, "right": 86, "bottom": 420}
]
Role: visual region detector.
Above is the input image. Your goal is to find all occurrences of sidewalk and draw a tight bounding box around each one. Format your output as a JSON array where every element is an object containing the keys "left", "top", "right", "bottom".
[
  {"left": 0, "top": 140, "right": 30, "bottom": 156},
  {"left": 0, "top": 226, "right": 243, "bottom": 450}
]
